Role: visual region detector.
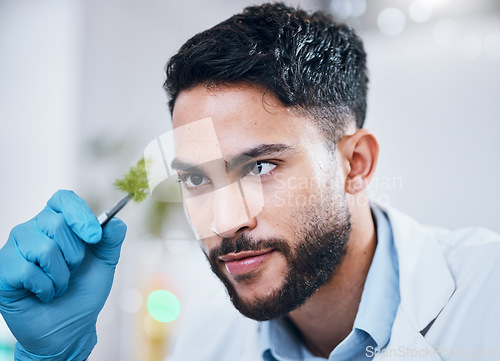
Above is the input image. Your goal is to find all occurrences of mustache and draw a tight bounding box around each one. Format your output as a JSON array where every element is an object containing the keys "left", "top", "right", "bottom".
[{"left": 208, "top": 233, "right": 292, "bottom": 261}]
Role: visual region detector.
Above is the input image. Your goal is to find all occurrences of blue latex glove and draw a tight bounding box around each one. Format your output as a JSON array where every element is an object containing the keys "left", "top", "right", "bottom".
[{"left": 0, "top": 190, "right": 127, "bottom": 361}]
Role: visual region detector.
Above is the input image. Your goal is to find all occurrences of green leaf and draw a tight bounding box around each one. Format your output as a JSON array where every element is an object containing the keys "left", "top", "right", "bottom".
[{"left": 114, "top": 158, "right": 149, "bottom": 203}]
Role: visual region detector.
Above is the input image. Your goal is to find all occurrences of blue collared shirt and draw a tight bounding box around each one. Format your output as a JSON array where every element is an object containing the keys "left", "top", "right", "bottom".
[{"left": 259, "top": 206, "right": 400, "bottom": 361}]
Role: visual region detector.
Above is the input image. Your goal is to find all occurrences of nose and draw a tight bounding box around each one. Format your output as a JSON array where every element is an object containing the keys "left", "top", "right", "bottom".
[{"left": 210, "top": 180, "right": 257, "bottom": 238}]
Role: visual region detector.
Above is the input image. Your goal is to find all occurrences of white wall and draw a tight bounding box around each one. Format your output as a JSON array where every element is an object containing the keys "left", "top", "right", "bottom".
[
  {"left": 363, "top": 14, "right": 500, "bottom": 232},
  {"left": 0, "top": 0, "right": 84, "bottom": 359},
  {"left": 0, "top": 0, "right": 83, "bottom": 240}
]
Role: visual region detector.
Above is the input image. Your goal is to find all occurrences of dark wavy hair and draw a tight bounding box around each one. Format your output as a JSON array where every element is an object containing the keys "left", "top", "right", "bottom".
[{"left": 164, "top": 2, "right": 368, "bottom": 142}]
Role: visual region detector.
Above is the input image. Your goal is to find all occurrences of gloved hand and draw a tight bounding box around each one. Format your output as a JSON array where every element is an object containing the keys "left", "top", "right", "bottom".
[{"left": 0, "top": 190, "right": 127, "bottom": 361}]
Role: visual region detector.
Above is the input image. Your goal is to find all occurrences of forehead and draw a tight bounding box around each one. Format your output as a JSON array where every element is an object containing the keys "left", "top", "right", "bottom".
[{"left": 171, "top": 84, "right": 323, "bottom": 156}]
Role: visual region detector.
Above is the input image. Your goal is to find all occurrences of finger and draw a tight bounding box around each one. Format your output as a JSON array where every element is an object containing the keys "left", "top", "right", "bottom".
[
  {"left": 12, "top": 221, "right": 71, "bottom": 297},
  {"left": 21, "top": 261, "right": 57, "bottom": 302},
  {"left": 47, "top": 190, "right": 102, "bottom": 244},
  {"left": 89, "top": 218, "right": 127, "bottom": 266},
  {"left": 0, "top": 239, "right": 55, "bottom": 303},
  {"left": 35, "top": 208, "right": 86, "bottom": 270}
]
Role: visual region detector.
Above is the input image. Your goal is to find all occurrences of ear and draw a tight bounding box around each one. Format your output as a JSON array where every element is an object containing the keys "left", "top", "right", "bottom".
[{"left": 337, "top": 129, "right": 379, "bottom": 195}]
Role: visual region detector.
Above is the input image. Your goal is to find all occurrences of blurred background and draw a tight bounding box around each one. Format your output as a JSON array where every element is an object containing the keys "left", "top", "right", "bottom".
[{"left": 0, "top": 0, "right": 499, "bottom": 360}]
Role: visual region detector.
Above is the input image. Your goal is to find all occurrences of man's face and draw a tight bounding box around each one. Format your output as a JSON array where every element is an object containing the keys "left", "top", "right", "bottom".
[{"left": 172, "top": 84, "right": 351, "bottom": 320}]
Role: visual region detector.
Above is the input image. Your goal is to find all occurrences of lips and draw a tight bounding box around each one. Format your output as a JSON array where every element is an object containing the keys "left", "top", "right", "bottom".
[{"left": 219, "top": 249, "right": 275, "bottom": 275}]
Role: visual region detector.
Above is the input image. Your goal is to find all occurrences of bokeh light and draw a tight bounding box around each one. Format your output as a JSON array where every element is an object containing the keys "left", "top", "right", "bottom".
[
  {"left": 350, "top": 0, "right": 367, "bottom": 17},
  {"left": 147, "top": 290, "right": 180, "bottom": 323},
  {"left": 329, "top": 0, "right": 352, "bottom": 20},
  {"left": 377, "top": 8, "right": 406, "bottom": 36},
  {"left": 409, "top": 0, "right": 433, "bottom": 23},
  {"left": 329, "top": 0, "right": 366, "bottom": 20}
]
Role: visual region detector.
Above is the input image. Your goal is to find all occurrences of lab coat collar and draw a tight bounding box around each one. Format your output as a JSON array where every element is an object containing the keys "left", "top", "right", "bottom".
[
  {"left": 382, "top": 205, "right": 455, "bottom": 331},
  {"left": 373, "top": 205, "right": 456, "bottom": 361},
  {"left": 373, "top": 307, "right": 444, "bottom": 361}
]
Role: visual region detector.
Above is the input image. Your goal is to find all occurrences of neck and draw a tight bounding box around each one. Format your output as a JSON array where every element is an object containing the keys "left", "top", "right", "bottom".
[{"left": 288, "top": 195, "right": 376, "bottom": 358}]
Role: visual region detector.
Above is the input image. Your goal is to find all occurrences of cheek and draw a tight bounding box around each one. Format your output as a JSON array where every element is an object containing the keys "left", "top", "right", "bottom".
[
  {"left": 183, "top": 192, "right": 214, "bottom": 239},
  {"left": 263, "top": 174, "right": 319, "bottom": 211},
  {"left": 199, "top": 236, "right": 220, "bottom": 257},
  {"left": 238, "top": 176, "right": 265, "bottom": 219}
]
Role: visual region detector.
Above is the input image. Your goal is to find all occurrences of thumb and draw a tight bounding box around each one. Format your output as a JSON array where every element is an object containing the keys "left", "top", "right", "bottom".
[{"left": 89, "top": 218, "right": 127, "bottom": 266}]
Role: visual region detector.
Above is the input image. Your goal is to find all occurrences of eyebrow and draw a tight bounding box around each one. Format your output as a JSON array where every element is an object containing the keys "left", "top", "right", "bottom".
[
  {"left": 169, "top": 158, "right": 211, "bottom": 175},
  {"left": 170, "top": 143, "right": 294, "bottom": 172},
  {"left": 225, "top": 143, "right": 293, "bottom": 171}
]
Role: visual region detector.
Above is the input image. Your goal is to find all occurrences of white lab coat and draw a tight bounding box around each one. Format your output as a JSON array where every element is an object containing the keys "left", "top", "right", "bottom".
[
  {"left": 373, "top": 206, "right": 500, "bottom": 361},
  {"left": 167, "top": 206, "right": 500, "bottom": 361}
]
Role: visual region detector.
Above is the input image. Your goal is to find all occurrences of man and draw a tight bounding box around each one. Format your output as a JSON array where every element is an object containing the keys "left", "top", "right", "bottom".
[{"left": 1, "top": 3, "right": 499, "bottom": 361}]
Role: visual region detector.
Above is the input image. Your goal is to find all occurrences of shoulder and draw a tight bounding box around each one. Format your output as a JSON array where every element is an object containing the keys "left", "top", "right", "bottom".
[
  {"left": 383, "top": 205, "right": 500, "bottom": 344},
  {"left": 384, "top": 204, "right": 500, "bottom": 300},
  {"left": 382, "top": 204, "right": 500, "bottom": 257},
  {"left": 166, "top": 296, "right": 262, "bottom": 361},
  {"left": 437, "top": 226, "right": 500, "bottom": 287}
]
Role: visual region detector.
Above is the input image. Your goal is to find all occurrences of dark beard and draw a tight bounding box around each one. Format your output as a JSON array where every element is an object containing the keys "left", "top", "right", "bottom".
[{"left": 205, "top": 209, "right": 351, "bottom": 321}]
